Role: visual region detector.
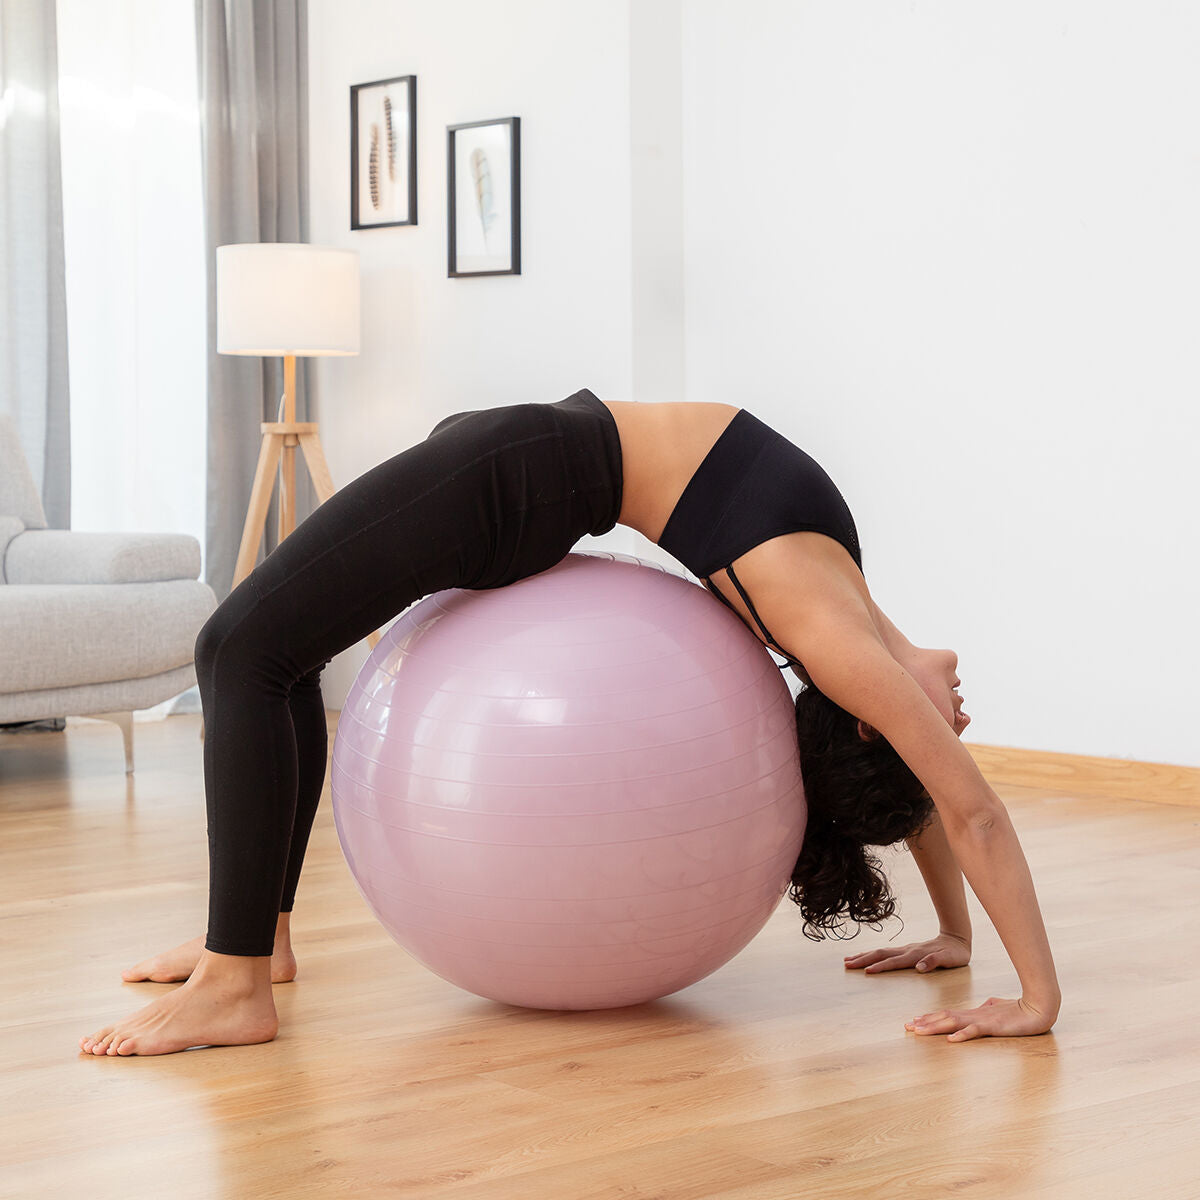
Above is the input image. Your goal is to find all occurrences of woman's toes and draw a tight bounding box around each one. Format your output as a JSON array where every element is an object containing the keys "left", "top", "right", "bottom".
[
  {"left": 81, "top": 1028, "right": 123, "bottom": 1056},
  {"left": 122, "top": 958, "right": 163, "bottom": 983},
  {"left": 82, "top": 1027, "right": 112, "bottom": 1055}
]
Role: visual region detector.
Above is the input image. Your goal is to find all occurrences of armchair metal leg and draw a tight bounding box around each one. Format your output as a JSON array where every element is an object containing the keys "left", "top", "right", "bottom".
[{"left": 87, "top": 711, "right": 135, "bottom": 774}]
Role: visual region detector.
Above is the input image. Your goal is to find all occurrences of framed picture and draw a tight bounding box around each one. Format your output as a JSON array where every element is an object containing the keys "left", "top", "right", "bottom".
[
  {"left": 447, "top": 117, "right": 521, "bottom": 277},
  {"left": 351, "top": 75, "right": 417, "bottom": 230}
]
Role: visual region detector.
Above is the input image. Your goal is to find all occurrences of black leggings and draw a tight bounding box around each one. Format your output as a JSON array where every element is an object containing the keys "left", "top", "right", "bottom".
[{"left": 195, "top": 390, "right": 623, "bottom": 956}]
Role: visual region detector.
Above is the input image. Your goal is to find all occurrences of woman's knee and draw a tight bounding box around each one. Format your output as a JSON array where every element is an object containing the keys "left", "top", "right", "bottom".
[
  {"left": 292, "top": 662, "right": 327, "bottom": 694},
  {"left": 195, "top": 586, "right": 328, "bottom": 700},
  {"left": 194, "top": 605, "right": 232, "bottom": 690},
  {"left": 194, "top": 589, "right": 269, "bottom": 689}
]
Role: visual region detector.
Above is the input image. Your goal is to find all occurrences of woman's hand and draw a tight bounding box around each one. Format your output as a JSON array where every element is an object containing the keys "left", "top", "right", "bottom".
[
  {"left": 844, "top": 931, "right": 971, "bottom": 975},
  {"left": 905, "top": 995, "right": 1058, "bottom": 1041}
]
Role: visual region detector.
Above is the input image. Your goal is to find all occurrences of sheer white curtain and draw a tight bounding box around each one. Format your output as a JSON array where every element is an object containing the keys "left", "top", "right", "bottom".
[
  {"left": 56, "top": 0, "right": 206, "bottom": 562},
  {"left": 56, "top": 0, "right": 206, "bottom": 715},
  {"left": 0, "top": 0, "right": 71, "bottom": 527}
]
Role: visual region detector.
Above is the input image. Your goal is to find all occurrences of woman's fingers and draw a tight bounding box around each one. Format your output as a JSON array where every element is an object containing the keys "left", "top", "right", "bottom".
[
  {"left": 905, "top": 1009, "right": 952, "bottom": 1034},
  {"left": 864, "top": 951, "right": 920, "bottom": 973},
  {"left": 905, "top": 997, "right": 1041, "bottom": 1041},
  {"left": 845, "top": 937, "right": 968, "bottom": 974},
  {"left": 844, "top": 947, "right": 914, "bottom": 971},
  {"left": 847, "top": 947, "right": 940, "bottom": 973},
  {"left": 853, "top": 952, "right": 890, "bottom": 969},
  {"left": 906, "top": 1009, "right": 982, "bottom": 1038},
  {"left": 843, "top": 949, "right": 891, "bottom": 967}
]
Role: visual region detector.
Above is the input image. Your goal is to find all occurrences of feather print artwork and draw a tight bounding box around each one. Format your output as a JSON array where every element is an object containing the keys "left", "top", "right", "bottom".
[
  {"left": 384, "top": 95, "right": 397, "bottom": 182},
  {"left": 352, "top": 77, "right": 417, "bottom": 227},
  {"left": 470, "top": 148, "right": 496, "bottom": 251},
  {"left": 369, "top": 123, "right": 381, "bottom": 209}
]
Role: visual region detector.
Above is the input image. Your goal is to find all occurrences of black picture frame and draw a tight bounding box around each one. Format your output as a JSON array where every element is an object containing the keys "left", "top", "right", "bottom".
[
  {"left": 350, "top": 75, "right": 417, "bottom": 230},
  {"left": 447, "top": 117, "right": 521, "bottom": 277}
]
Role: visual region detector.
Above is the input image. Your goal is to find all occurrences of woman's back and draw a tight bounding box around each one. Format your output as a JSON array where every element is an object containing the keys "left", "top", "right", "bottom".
[{"left": 602, "top": 400, "right": 739, "bottom": 543}]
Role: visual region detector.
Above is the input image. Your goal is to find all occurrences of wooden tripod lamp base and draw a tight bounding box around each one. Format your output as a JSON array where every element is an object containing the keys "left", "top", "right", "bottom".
[{"left": 231, "top": 356, "right": 381, "bottom": 650}]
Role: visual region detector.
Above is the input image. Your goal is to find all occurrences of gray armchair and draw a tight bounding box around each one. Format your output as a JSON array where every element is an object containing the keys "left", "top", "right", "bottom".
[{"left": 0, "top": 415, "right": 217, "bottom": 772}]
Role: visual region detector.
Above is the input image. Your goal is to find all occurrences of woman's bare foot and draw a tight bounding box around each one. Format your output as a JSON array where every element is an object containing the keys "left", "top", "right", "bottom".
[
  {"left": 81, "top": 951, "right": 277, "bottom": 1056},
  {"left": 121, "top": 914, "right": 298, "bottom": 984}
]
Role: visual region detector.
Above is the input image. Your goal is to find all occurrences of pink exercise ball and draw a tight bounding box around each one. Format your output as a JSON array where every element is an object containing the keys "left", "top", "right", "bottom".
[{"left": 330, "top": 552, "right": 806, "bottom": 1011}]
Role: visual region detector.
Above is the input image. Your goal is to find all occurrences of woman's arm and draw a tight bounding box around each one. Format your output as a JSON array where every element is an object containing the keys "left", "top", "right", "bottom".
[
  {"left": 843, "top": 811, "right": 973, "bottom": 976},
  {"left": 793, "top": 612, "right": 1061, "bottom": 1038},
  {"left": 906, "top": 809, "right": 972, "bottom": 943}
]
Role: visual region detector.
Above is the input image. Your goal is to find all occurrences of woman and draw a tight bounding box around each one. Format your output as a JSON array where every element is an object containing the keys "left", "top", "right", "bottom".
[{"left": 81, "top": 389, "right": 1060, "bottom": 1056}]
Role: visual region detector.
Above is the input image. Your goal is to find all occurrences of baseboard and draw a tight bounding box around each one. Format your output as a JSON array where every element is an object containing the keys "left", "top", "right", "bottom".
[
  {"left": 967, "top": 743, "right": 1200, "bottom": 809},
  {"left": 319, "top": 707, "right": 1199, "bottom": 810}
]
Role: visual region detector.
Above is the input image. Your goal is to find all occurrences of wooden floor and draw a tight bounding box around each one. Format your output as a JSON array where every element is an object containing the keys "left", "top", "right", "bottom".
[{"left": 1, "top": 715, "right": 1198, "bottom": 1200}]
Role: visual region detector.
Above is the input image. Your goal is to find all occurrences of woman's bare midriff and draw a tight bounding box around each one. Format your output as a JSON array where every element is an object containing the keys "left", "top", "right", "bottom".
[
  {"left": 601, "top": 400, "right": 740, "bottom": 544},
  {"left": 600, "top": 398, "right": 871, "bottom": 683}
]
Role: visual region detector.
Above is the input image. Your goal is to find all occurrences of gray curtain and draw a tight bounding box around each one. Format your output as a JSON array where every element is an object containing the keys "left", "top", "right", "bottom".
[
  {"left": 196, "top": 0, "right": 317, "bottom": 601},
  {"left": 0, "top": 0, "right": 70, "bottom": 529}
]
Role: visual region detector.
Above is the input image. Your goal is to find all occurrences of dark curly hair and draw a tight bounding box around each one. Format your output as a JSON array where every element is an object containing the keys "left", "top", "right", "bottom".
[{"left": 789, "top": 682, "right": 935, "bottom": 941}]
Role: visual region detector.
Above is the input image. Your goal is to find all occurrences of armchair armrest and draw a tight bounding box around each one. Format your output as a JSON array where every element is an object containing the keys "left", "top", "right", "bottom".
[{"left": 4, "top": 530, "right": 202, "bottom": 585}]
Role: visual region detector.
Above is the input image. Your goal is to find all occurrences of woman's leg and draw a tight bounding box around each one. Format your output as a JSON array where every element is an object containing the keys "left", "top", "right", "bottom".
[
  {"left": 81, "top": 392, "right": 621, "bottom": 1055},
  {"left": 191, "top": 436, "right": 506, "bottom": 959},
  {"left": 118, "top": 662, "right": 327, "bottom": 986},
  {"left": 80, "top": 431, "right": 504, "bottom": 1055},
  {"left": 257, "top": 665, "right": 329, "bottom": 983},
  {"left": 279, "top": 665, "right": 329, "bottom": 919}
]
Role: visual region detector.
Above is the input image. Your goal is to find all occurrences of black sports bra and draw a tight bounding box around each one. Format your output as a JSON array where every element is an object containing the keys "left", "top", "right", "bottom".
[{"left": 657, "top": 409, "right": 862, "bottom": 673}]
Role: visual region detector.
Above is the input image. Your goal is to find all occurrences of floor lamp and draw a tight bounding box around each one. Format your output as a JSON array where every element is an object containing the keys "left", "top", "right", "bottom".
[{"left": 217, "top": 243, "right": 380, "bottom": 648}]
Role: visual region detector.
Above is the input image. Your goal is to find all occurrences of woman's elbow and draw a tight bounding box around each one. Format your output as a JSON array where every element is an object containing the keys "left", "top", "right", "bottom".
[{"left": 941, "top": 797, "right": 1009, "bottom": 842}]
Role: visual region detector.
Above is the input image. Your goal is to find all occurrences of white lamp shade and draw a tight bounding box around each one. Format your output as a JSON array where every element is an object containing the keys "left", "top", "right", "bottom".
[{"left": 217, "top": 243, "right": 361, "bottom": 356}]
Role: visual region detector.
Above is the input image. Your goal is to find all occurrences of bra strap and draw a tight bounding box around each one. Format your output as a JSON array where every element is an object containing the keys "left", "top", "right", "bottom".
[
  {"left": 704, "top": 567, "right": 804, "bottom": 671},
  {"left": 725, "top": 564, "right": 782, "bottom": 651}
]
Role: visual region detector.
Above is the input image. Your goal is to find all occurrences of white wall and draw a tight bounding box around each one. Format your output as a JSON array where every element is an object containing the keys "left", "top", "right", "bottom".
[
  {"left": 679, "top": 1, "right": 1200, "bottom": 766},
  {"left": 308, "top": 1, "right": 1199, "bottom": 766},
  {"left": 307, "top": 0, "right": 646, "bottom": 705}
]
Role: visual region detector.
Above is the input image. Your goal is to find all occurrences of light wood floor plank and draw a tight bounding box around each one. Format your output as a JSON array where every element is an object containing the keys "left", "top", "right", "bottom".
[
  {"left": 2, "top": 715, "right": 1198, "bottom": 1198},
  {"left": 967, "top": 742, "right": 1200, "bottom": 809}
]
